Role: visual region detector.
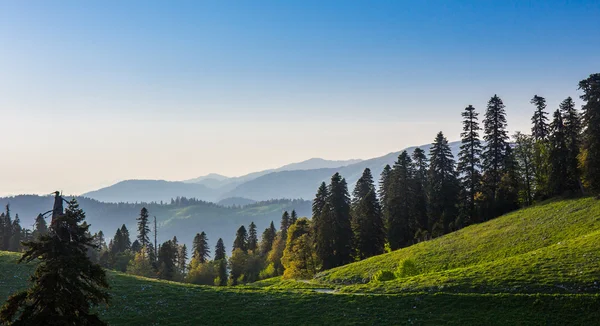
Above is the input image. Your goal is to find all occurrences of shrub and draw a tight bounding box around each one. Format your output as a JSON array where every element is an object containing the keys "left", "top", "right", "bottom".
[
  {"left": 371, "top": 270, "right": 396, "bottom": 282},
  {"left": 396, "top": 259, "right": 420, "bottom": 277}
]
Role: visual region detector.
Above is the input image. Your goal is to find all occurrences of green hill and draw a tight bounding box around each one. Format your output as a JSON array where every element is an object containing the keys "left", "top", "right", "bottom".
[
  {"left": 315, "top": 197, "right": 600, "bottom": 294},
  {"left": 2, "top": 198, "right": 600, "bottom": 325}
]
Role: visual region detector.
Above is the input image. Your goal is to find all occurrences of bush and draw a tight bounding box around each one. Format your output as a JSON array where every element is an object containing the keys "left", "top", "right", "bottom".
[
  {"left": 371, "top": 270, "right": 396, "bottom": 282},
  {"left": 396, "top": 259, "right": 419, "bottom": 277}
]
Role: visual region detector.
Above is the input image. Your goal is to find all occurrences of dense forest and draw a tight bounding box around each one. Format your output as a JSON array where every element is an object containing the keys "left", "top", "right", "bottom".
[{"left": 2, "top": 73, "right": 599, "bottom": 288}]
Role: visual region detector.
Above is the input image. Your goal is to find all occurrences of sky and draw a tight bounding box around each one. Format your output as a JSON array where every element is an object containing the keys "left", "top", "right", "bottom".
[{"left": 1, "top": 0, "right": 599, "bottom": 196}]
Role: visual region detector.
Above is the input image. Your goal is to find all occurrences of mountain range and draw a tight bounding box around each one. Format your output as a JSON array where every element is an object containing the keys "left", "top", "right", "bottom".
[{"left": 82, "top": 142, "right": 461, "bottom": 204}]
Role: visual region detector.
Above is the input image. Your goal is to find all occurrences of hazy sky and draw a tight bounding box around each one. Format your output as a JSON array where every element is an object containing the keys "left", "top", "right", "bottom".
[{"left": 1, "top": 0, "right": 599, "bottom": 196}]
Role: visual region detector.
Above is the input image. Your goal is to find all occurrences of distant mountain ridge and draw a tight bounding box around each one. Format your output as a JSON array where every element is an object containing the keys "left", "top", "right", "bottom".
[{"left": 82, "top": 142, "right": 460, "bottom": 204}]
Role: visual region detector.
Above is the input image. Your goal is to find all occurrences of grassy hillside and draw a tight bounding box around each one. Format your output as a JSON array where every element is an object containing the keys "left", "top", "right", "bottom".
[
  {"left": 315, "top": 197, "right": 600, "bottom": 294},
  {"left": 1, "top": 252, "right": 599, "bottom": 325}
]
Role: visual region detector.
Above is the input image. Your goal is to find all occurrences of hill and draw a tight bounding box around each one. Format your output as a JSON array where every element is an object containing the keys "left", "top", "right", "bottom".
[
  {"left": 82, "top": 180, "right": 218, "bottom": 203},
  {"left": 1, "top": 251, "right": 598, "bottom": 325},
  {"left": 217, "top": 197, "right": 257, "bottom": 207},
  {"left": 0, "top": 195, "right": 310, "bottom": 254},
  {"left": 313, "top": 197, "right": 600, "bottom": 294}
]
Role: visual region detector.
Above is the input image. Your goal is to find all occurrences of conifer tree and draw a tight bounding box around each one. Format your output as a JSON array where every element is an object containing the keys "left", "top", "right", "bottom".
[
  {"left": 214, "top": 238, "right": 226, "bottom": 261},
  {"left": 178, "top": 244, "right": 188, "bottom": 275},
  {"left": 549, "top": 110, "right": 569, "bottom": 196},
  {"left": 131, "top": 240, "right": 141, "bottom": 253},
  {"left": 137, "top": 207, "right": 151, "bottom": 250},
  {"left": 328, "top": 173, "right": 353, "bottom": 267},
  {"left": 531, "top": 95, "right": 550, "bottom": 141},
  {"left": 247, "top": 222, "right": 258, "bottom": 252},
  {"left": 33, "top": 214, "right": 48, "bottom": 239},
  {"left": 10, "top": 214, "right": 22, "bottom": 252},
  {"left": 560, "top": 97, "right": 583, "bottom": 193},
  {"left": 192, "top": 231, "right": 210, "bottom": 263},
  {"left": 259, "top": 222, "right": 277, "bottom": 256},
  {"left": 313, "top": 202, "right": 336, "bottom": 270},
  {"left": 513, "top": 132, "right": 536, "bottom": 206},
  {"left": 387, "top": 151, "right": 415, "bottom": 249},
  {"left": 290, "top": 210, "right": 298, "bottom": 224},
  {"left": 579, "top": 74, "right": 600, "bottom": 193},
  {"left": 351, "top": 168, "right": 385, "bottom": 259},
  {"left": 280, "top": 211, "right": 290, "bottom": 240},
  {"left": 0, "top": 195, "right": 109, "bottom": 325},
  {"left": 482, "top": 95, "right": 509, "bottom": 219},
  {"left": 457, "top": 105, "right": 482, "bottom": 225},
  {"left": 311, "top": 182, "right": 328, "bottom": 237},
  {"left": 120, "top": 224, "right": 131, "bottom": 251},
  {"left": 411, "top": 148, "right": 429, "bottom": 238},
  {"left": 378, "top": 164, "right": 392, "bottom": 227},
  {"left": 497, "top": 143, "right": 521, "bottom": 214},
  {"left": 2, "top": 204, "right": 12, "bottom": 250},
  {"left": 233, "top": 225, "right": 248, "bottom": 252},
  {"left": 111, "top": 228, "right": 123, "bottom": 254},
  {"left": 428, "top": 132, "right": 460, "bottom": 234},
  {"left": 157, "top": 240, "right": 177, "bottom": 280}
]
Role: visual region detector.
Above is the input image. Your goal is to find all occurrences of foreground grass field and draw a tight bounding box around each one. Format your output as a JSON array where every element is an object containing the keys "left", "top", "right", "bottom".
[{"left": 2, "top": 198, "right": 600, "bottom": 325}]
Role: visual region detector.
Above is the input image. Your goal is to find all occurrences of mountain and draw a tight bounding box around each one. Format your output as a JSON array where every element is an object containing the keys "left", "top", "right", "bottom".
[
  {"left": 217, "top": 197, "right": 257, "bottom": 207},
  {"left": 82, "top": 180, "right": 218, "bottom": 203},
  {"left": 222, "top": 141, "right": 461, "bottom": 201},
  {"left": 0, "top": 195, "right": 311, "bottom": 253}
]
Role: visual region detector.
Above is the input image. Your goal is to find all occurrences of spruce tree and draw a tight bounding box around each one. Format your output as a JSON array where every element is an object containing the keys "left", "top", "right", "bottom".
[
  {"left": 311, "top": 182, "right": 328, "bottom": 237},
  {"left": 0, "top": 196, "right": 109, "bottom": 325},
  {"left": 579, "top": 74, "right": 600, "bottom": 193},
  {"left": 497, "top": 143, "right": 521, "bottom": 214},
  {"left": 280, "top": 211, "right": 290, "bottom": 240},
  {"left": 378, "top": 164, "right": 392, "bottom": 228},
  {"left": 178, "top": 244, "right": 188, "bottom": 275},
  {"left": 2, "top": 205, "right": 12, "bottom": 250},
  {"left": 549, "top": 110, "right": 569, "bottom": 196},
  {"left": 192, "top": 231, "right": 210, "bottom": 263},
  {"left": 351, "top": 168, "right": 385, "bottom": 259},
  {"left": 328, "top": 173, "right": 354, "bottom": 267},
  {"left": 233, "top": 225, "right": 248, "bottom": 252},
  {"left": 131, "top": 240, "right": 141, "bottom": 253},
  {"left": 259, "top": 222, "right": 276, "bottom": 257},
  {"left": 157, "top": 240, "right": 177, "bottom": 280},
  {"left": 560, "top": 97, "right": 583, "bottom": 193},
  {"left": 247, "top": 222, "right": 258, "bottom": 252},
  {"left": 214, "top": 238, "right": 226, "bottom": 261},
  {"left": 119, "top": 224, "right": 131, "bottom": 251},
  {"left": 387, "top": 151, "right": 415, "bottom": 249},
  {"left": 313, "top": 202, "right": 336, "bottom": 270},
  {"left": 33, "top": 214, "right": 48, "bottom": 239},
  {"left": 457, "top": 105, "right": 482, "bottom": 225},
  {"left": 531, "top": 95, "right": 550, "bottom": 141},
  {"left": 9, "top": 214, "right": 22, "bottom": 252},
  {"left": 290, "top": 210, "right": 298, "bottom": 224},
  {"left": 136, "top": 207, "right": 150, "bottom": 250},
  {"left": 411, "top": 148, "right": 429, "bottom": 239},
  {"left": 428, "top": 132, "right": 460, "bottom": 234},
  {"left": 513, "top": 132, "right": 536, "bottom": 206},
  {"left": 482, "top": 95, "right": 509, "bottom": 219}
]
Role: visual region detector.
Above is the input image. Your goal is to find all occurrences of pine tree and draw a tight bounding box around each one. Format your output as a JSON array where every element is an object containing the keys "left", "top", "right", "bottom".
[
  {"left": 579, "top": 74, "right": 600, "bottom": 193},
  {"left": 2, "top": 204, "right": 12, "bottom": 250},
  {"left": 33, "top": 214, "right": 48, "bottom": 239},
  {"left": 560, "top": 97, "right": 583, "bottom": 193},
  {"left": 157, "top": 240, "right": 177, "bottom": 280},
  {"left": 280, "top": 211, "right": 290, "bottom": 240},
  {"left": 411, "top": 148, "right": 429, "bottom": 239},
  {"left": 233, "top": 225, "right": 248, "bottom": 252},
  {"left": 131, "top": 240, "right": 141, "bottom": 253},
  {"left": 351, "top": 168, "right": 385, "bottom": 259},
  {"left": 178, "top": 244, "right": 188, "bottom": 275},
  {"left": 10, "top": 214, "right": 22, "bottom": 252},
  {"left": 457, "top": 105, "right": 482, "bottom": 225},
  {"left": 428, "top": 132, "right": 460, "bottom": 234},
  {"left": 549, "top": 110, "right": 569, "bottom": 196},
  {"left": 328, "top": 173, "right": 354, "bottom": 267},
  {"left": 111, "top": 228, "right": 123, "bottom": 254},
  {"left": 0, "top": 195, "right": 109, "bottom": 325},
  {"left": 192, "top": 232, "right": 210, "bottom": 263},
  {"left": 290, "top": 210, "right": 298, "bottom": 224},
  {"left": 214, "top": 238, "right": 226, "bottom": 261},
  {"left": 387, "top": 151, "right": 415, "bottom": 249},
  {"left": 247, "top": 222, "right": 258, "bottom": 252},
  {"left": 378, "top": 164, "right": 392, "bottom": 228},
  {"left": 531, "top": 95, "right": 550, "bottom": 141},
  {"left": 513, "top": 132, "right": 536, "bottom": 206},
  {"left": 120, "top": 224, "right": 131, "bottom": 251},
  {"left": 497, "top": 143, "right": 521, "bottom": 214},
  {"left": 137, "top": 207, "right": 151, "bottom": 250},
  {"left": 311, "top": 182, "right": 328, "bottom": 238},
  {"left": 313, "top": 202, "right": 336, "bottom": 270},
  {"left": 259, "top": 222, "right": 277, "bottom": 256},
  {"left": 482, "top": 95, "right": 509, "bottom": 219}
]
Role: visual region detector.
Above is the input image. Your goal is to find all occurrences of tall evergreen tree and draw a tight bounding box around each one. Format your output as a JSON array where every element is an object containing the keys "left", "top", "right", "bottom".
[
  {"left": 178, "top": 244, "right": 188, "bottom": 275},
  {"left": 313, "top": 202, "right": 335, "bottom": 270},
  {"left": 2, "top": 205, "right": 12, "bottom": 250},
  {"left": 351, "top": 168, "right": 385, "bottom": 259},
  {"left": 457, "top": 105, "right": 482, "bottom": 225},
  {"left": 548, "top": 110, "right": 569, "bottom": 196},
  {"left": 214, "top": 238, "right": 226, "bottom": 261},
  {"left": 290, "top": 210, "right": 298, "bottom": 224},
  {"left": 247, "top": 222, "right": 258, "bottom": 252},
  {"left": 111, "top": 228, "right": 123, "bottom": 254},
  {"left": 328, "top": 173, "right": 354, "bottom": 267},
  {"left": 579, "top": 74, "right": 600, "bottom": 193},
  {"left": 233, "top": 225, "right": 248, "bottom": 252},
  {"left": 280, "top": 211, "right": 290, "bottom": 240},
  {"left": 497, "top": 143, "right": 521, "bottom": 214},
  {"left": 411, "top": 148, "right": 429, "bottom": 239},
  {"left": 482, "top": 95, "right": 509, "bottom": 219},
  {"left": 560, "top": 97, "right": 583, "bottom": 193},
  {"left": 531, "top": 95, "right": 550, "bottom": 141},
  {"left": 513, "top": 132, "right": 536, "bottom": 206},
  {"left": 136, "top": 207, "right": 150, "bottom": 250},
  {"left": 33, "top": 214, "right": 48, "bottom": 239},
  {"left": 9, "top": 214, "right": 22, "bottom": 252},
  {"left": 387, "top": 151, "right": 415, "bottom": 249},
  {"left": 428, "top": 132, "right": 460, "bottom": 234},
  {"left": 157, "top": 240, "right": 177, "bottom": 280},
  {"left": 119, "top": 224, "right": 131, "bottom": 251},
  {"left": 311, "top": 182, "right": 328, "bottom": 238},
  {"left": 378, "top": 164, "right": 393, "bottom": 228},
  {"left": 0, "top": 195, "right": 109, "bottom": 325},
  {"left": 192, "top": 232, "right": 210, "bottom": 263},
  {"left": 259, "top": 222, "right": 277, "bottom": 257}
]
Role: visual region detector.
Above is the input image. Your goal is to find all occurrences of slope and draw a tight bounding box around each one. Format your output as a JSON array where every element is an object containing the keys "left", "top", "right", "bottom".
[
  {"left": 315, "top": 197, "right": 600, "bottom": 294},
  {"left": 1, "top": 251, "right": 598, "bottom": 325}
]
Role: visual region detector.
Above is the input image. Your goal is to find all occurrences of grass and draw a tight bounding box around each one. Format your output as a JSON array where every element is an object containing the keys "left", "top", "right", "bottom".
[{"left": 2, "top": 198, "right": 600, "bottom": 325}]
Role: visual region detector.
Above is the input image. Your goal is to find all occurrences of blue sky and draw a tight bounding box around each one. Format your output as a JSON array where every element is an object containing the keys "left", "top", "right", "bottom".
[{"left": 1, "top": 0, "right": 599, "bottom": 195}]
